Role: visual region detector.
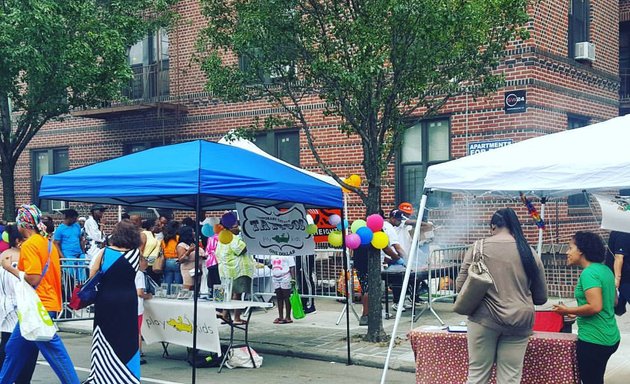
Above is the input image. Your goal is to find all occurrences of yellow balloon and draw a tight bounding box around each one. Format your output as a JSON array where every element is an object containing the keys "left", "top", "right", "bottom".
[
  {"left": 328, "top": 231, "right": 343, "bottom": 247},
  {"left": 218, "top": 229, "right": 234, "bottom": 244},
  {"left": 342, "top": 174, "right": 362, "bottom": 193},
  {"left": 371, "top": 231, "right": 389, "bottom": 250},
  {"left": 348, "top": 174, "right": 361, "bottom": 187}
]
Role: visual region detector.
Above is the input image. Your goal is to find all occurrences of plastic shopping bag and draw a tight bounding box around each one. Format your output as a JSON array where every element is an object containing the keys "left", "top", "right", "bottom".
[
  {"left": 225, "top": 346, "right": 263, "bottom": 369},
  {"left": 290, "top": 284, "right": 305, "bottom": 320},
  {"left": 15, "top": 272, "right": 56, "bottom": 341}
]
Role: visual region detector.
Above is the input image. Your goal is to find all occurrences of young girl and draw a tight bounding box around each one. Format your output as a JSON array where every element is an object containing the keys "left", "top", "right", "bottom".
[
  {"left": 135, "top": 256, "right": 153, "bottom": 364},
  {"left": 270, "top": 255, "right": 296, "bottom": 324}
]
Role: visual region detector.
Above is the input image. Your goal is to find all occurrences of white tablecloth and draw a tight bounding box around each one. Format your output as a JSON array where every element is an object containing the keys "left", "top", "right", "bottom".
[
  {"left": 143, "top": 298, "right": 273, "bottom": 355},
  {"left": 143, "top": 298, "right": 221, "bottom": 354}
]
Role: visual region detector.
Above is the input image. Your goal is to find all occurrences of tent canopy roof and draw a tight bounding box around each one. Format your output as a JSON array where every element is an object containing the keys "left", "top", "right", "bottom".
[
  {"left": 39, "top": 140, "right": 343, "bottom": 210},
  {"left": 424, "top": 114, "right": 630, "bottom": 198}
]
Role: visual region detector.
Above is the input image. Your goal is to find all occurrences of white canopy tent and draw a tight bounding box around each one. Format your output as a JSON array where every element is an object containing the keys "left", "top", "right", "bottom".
[
  {"left": 381, "top": 113, "right": 630, "bottom": 383},
  {"left": 423, "top": 114, "right": 630, "bottom": 197}
]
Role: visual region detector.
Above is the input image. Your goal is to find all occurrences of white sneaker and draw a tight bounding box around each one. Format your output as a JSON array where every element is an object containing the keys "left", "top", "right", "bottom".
[{"left": 391, "top": 303, "right": 406, "bottom": 312}]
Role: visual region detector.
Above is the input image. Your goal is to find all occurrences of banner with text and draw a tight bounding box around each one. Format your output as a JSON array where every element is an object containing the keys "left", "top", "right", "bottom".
[
  {"left": 236, "top": 203, "right": 316, "bottom": 256},
  {"left": 143, "top": 298, "right": 221, "bottom": 354},
  {"left": 307, "top": 208, "right": 343, "bottom": 243}
]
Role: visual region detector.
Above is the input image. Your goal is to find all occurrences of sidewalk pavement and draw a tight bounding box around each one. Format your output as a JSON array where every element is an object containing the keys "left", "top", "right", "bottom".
[{"left": 58, "top": 297, "right": 630, "bottom": 383}]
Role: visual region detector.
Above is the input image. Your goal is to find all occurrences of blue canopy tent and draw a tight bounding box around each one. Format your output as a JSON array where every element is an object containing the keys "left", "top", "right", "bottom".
[
  {"left": 39, "top": 140, "right": 342, "bottom": 210},
  {"left": 39, "top": 139, "right": 344, "bottom": 383}
]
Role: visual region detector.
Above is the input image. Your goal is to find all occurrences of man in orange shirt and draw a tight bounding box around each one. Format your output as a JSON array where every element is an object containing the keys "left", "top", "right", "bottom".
[{"left": 0, "top": 204, "right": 80, "bottom": 384}]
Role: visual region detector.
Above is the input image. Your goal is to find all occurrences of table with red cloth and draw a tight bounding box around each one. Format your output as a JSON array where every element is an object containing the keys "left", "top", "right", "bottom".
[{"left": 408, "top": 326, "right": 579, "bottom": 384}]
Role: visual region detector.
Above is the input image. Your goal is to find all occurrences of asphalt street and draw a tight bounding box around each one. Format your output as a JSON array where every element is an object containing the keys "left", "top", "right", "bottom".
[{"left": 28, "top": 331, "right": 416, "bottom": 383}]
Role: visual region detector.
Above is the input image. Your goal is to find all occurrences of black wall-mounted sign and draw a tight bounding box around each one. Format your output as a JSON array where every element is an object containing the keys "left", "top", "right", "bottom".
[{"left": 504, "top": 90, "right": 526, "bottom": 114}]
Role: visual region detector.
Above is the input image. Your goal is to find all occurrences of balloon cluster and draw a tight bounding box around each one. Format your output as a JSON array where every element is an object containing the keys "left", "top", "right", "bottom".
[{"left": 326, "top": 213, "right": 389, "bottom": 250}]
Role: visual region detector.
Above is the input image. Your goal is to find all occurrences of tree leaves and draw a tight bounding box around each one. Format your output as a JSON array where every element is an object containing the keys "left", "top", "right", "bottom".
[
  {"left": 198, "top": 0, "right": 529, "bottom": 187},
  {"left": 0, "top": 0, "right": 177, "bottom": 219}
]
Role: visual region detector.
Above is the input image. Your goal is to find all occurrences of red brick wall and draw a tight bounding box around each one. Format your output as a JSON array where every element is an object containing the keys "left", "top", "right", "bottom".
[{"left": 1, "top": 0, "right": 621, "bottom": 253}]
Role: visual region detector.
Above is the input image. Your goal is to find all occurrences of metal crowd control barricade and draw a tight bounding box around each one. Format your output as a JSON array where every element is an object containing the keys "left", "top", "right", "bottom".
[
  {"left": 251, "top": 243, "right": 358, "bottom": 321},
  {"left": 57, "top": 257, "right": 93, "bottom": 322},
  {"left": 413, "top": 245, "right": 467, "bottom": 325}
]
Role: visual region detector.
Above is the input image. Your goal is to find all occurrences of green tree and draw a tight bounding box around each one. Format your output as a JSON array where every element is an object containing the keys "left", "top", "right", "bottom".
[
  {"left": 0, "top": 0, "right": 176, "bottom": 220},
  {"left": 198, "top": 0, "right": 529, "bottom": 341}
]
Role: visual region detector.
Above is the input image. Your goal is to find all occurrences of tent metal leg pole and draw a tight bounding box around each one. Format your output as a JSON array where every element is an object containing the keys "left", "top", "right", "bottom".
[
  {"left": 336, "top": 302, "right": 360, "bottom": 325},
  {"left": 340, "top": 209, "right": 352, "bottom": 366},
  {"left": 537, "top": 199, "right": 546, "bottom": 256},
  {"left": 381, "top": 193, "right": 428, "bottom": 384},
  {"left": 191, "top": 198, "right": 202, "bottom": 384}
]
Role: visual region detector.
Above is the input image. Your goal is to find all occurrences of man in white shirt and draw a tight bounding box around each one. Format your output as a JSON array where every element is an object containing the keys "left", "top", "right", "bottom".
[
  {"left": 85, "top": 204, "right": 107, "bottom": 265},
  {"left": 382, "top": 210, "right": 408, "bottom": 311}
]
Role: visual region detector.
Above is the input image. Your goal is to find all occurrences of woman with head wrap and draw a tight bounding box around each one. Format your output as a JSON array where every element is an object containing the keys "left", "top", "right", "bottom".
[{"left": 0, "top": 204, "right": 80, "bottom": 384}]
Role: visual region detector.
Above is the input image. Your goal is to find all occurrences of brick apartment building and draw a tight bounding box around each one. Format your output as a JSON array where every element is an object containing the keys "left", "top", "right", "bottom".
[{"left": 2, "top": 0, "right": 627, "bottom": 261}]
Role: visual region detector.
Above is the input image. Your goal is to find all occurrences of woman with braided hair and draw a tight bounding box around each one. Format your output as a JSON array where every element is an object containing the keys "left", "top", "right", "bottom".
[{"left": 456, "top": 207, "right": 548, "bottom": 384}]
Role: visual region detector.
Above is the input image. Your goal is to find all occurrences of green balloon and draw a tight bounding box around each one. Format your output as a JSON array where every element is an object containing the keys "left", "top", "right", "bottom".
[
  {"left": 1, "top": 231, "right": 8, "bottom": 243},
  {"left": 306, "top": 223, "right": 318, "bottom": 235},
  {"left": 350, "top": 219, "right": 367, "bottom": 233}
]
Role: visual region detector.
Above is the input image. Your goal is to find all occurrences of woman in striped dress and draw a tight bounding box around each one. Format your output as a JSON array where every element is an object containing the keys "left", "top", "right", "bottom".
[{"left": 86, "top": 220, "right": 141, "bottom": 383}]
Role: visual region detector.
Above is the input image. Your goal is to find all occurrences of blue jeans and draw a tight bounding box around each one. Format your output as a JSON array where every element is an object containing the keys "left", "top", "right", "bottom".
[
  {"left": 163, "top": 259, "right": 182, "bottom": 293},
  {"left": 0, "top": 312, "right": 80, "bottom": 384}
]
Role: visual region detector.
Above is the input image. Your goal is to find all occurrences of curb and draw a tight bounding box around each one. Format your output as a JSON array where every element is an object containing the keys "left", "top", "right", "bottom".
[{"left": 58, "top": 324, "right": 416, "bottom": 373}]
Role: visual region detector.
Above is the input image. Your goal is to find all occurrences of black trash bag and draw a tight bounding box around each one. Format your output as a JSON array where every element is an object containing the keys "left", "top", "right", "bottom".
[{"left": 187, "top": 348, "right": 221, "bottom": 368}]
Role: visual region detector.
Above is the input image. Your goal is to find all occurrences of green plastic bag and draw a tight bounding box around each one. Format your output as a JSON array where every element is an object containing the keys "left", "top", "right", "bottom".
[{"left": 290, "top": 284, "right": 305, "bottom": 320}]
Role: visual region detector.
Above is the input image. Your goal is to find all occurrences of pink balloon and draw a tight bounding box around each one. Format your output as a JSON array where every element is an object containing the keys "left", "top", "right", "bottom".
[
  {"left": 345, "top": 233, "right": 361, "bottom": 250},
  {"left": 366, "top": 214, "right": 384, "bottom": 232}
]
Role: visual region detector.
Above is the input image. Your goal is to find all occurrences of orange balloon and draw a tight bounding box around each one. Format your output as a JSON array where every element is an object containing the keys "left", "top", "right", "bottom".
[{"left": 214, "top": 224, "right": 224, "bottom": 235}]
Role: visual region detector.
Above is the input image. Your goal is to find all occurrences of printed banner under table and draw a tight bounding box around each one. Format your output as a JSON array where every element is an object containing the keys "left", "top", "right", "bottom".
[
  {"left": 408, "top": 326, "right": 579, "bottom": 384},
  {"left": 143, "top": 298, "right": 221, "bottom": 355}
]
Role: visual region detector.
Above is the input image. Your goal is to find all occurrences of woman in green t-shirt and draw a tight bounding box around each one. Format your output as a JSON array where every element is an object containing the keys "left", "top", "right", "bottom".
[{"left": 554, "top": 231, "right": 620, "bottom": 384}]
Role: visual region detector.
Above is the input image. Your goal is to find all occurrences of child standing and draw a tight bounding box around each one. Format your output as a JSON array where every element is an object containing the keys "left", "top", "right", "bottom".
[
  {"left": 135, "top": 256, "right": 153, "bottom": 364},
  {"left": 270, "top": 256, "right": 296, "bottom": 324}
]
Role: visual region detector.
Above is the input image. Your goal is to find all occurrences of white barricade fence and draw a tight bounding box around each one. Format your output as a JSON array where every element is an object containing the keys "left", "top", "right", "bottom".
[{"left": 251, "top": 243, "right": 348, "bottom": 302}]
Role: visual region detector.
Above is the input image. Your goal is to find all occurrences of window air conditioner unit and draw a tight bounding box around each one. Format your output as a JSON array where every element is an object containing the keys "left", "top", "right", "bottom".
[
  {"left": 574, "top": 42, "right": 595, "bottom": 62},
  {"left": 51, "top": 200, "right": 68, "bottom": 212}
]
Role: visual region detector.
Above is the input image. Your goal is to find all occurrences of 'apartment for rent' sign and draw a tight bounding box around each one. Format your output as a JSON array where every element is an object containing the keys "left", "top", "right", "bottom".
[{"left": 467, "top": 139, "right": 513, "bottom": 155}]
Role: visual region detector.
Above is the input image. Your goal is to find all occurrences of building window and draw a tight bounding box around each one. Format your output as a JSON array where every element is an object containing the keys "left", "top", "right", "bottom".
[
  {"left": 567, "top": 115, "right": 590, "bottom": 208},
  {"left": 123, "top": 141, "right": 168, "bottom": 155},
  {"left": 253, "top": 130, "right": 300, "bottom": 167},
  {"left": 398, "top": 119, "right": 451, "bottom": 210},
  {"left": 124, "top": 29, "right": 169, "bottom": 100},
  {"left": 568, "top": 0, "right": 589, "bottom": 58},
  {"left": 32, "top": 148, "right": 69, "bottom": 212}
]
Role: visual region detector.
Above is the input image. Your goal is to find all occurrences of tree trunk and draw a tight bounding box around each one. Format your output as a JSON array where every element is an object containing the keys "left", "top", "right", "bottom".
[
  {"left": 0, "top": 95, "right": 15, "bottom": 222},
  {"left": 364, "top": 178, "right": 387, "bottom": 342},
  {"left": 1, "top": 161, "right": 16, "bottom": 222}
]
